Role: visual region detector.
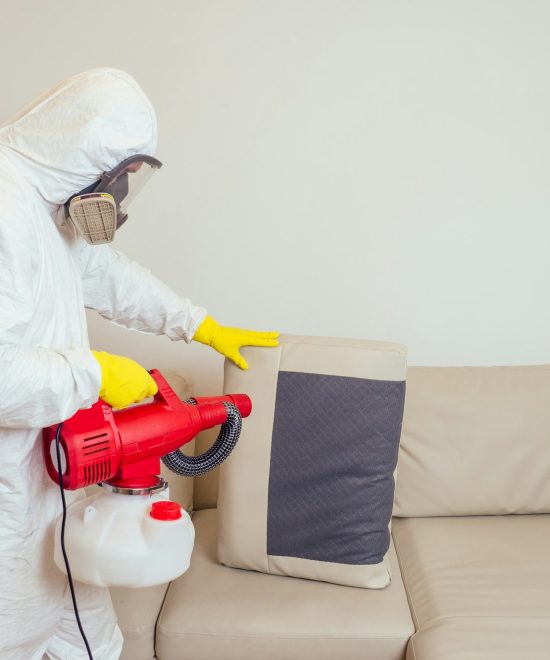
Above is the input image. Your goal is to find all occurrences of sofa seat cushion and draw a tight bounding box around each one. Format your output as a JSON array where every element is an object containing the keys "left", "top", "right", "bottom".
[
  {"left": 406, "top": 618, "right": 550, "bottom": 660},
  {"left": 392, "top": 516, "right": 550, "bottom": 659},
  {"left": 156, "top": 509, "right": 414, "bottom": 660}
]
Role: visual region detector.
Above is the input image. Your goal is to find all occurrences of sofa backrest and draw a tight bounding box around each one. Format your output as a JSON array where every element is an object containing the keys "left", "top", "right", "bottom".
[
  {"left": 193, "top": 362, "right": 550, "bottom": 517},
  {"left": 393, "top": 365, "right": 550, "bottom": 516}
]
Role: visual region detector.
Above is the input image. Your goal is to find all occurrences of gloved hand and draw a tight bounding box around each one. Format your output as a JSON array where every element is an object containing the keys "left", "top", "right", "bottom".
[
  {"left": 91, "top": 350, "right": 158, "bottom": 409},
  {"left": 193, "top": 315, "right": 279, "bottom": 370}
]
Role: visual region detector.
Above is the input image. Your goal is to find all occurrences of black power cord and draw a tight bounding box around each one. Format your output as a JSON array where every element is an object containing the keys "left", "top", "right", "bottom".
[{"left": 55, "top": 423, "right": 94, "bottom": 660}]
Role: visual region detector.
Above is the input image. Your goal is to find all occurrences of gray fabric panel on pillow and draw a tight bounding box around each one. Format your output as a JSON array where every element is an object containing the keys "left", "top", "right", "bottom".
[{"left": 267, "top": 371, "right": 405, "bottom": 565}]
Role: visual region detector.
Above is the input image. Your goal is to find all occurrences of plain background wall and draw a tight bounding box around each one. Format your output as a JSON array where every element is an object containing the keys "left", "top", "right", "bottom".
[{"left": 1, "top": 1, "right": 550, "bottom": 394}]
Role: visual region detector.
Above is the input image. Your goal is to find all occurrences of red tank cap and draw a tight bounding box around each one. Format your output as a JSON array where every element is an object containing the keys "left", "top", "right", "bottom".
[{"left": 150, "top": 501, "right": 182, "bottom": 521}]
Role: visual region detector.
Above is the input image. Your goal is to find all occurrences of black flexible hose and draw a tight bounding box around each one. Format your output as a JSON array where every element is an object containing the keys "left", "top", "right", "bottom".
[{"left": 161, "top": 400, "right": 242, "bottom": 477}]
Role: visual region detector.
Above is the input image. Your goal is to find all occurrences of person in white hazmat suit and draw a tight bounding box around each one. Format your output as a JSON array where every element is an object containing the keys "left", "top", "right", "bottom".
[{"left": 0, "top": 68, "right": 278, "bottom": 659}]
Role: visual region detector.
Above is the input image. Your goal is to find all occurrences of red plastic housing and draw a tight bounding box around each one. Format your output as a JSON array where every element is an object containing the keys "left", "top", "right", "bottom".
[{"left": 43, "top": 369, "right": 251, "bottom": 490}]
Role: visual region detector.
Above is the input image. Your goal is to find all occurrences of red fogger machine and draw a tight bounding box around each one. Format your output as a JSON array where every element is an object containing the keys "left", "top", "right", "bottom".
[
  {"left": 42, "top": 369, "right": 251, "bottom": 589},
  {"left": 43, "top": 369, "right": 251, "bottom": 492}
]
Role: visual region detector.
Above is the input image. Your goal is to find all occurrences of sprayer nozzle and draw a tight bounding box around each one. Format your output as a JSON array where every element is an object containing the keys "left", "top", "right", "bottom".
[
  {"left": 226, "top": 394, "right": 252, "bottom": 418},
  {"left": 192, "top": 395, "right": 252, "bottom": 427}
]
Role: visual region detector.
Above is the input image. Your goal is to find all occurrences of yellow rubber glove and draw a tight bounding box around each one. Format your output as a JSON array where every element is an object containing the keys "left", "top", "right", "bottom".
[
  {"left": 91, "top": 350, "right": 158, "bottom": 409},
  {"left": 193, "top": 315, "right": 279, "bottom": 370}
]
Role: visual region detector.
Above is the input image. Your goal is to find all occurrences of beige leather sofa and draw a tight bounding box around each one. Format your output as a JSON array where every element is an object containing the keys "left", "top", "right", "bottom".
[{"left": 111, "top": 361, "right": 550, "bottom": 660}]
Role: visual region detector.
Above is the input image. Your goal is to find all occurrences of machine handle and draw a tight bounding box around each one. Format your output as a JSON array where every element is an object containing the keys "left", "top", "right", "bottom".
[{"left": 149, "top": 369, "right": 185, "bottom": 411}]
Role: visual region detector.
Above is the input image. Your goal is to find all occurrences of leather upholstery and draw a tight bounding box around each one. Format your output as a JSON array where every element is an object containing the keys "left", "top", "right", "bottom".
[
  {"left": 156, "top": 509, "right": 414, "bottom": 660},
  {"left": 394, "top": 365, "right": 550, "bottom": 517},
  {"left": 392, "top": 515, "right": 550, "bottom": 659},
  {"left": 112, "top": 360, "right": 550, "bottom": 659}
]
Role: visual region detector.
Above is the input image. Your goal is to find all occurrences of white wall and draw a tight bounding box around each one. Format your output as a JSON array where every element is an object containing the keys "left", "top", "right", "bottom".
[{"left": 2, "top": 1, "right": 550, "bottom": 393}]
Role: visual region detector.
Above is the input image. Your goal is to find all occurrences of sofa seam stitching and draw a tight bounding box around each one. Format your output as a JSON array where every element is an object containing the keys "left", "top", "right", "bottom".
[
  {"left": 424, "top": 614, "right": 550, "bottom": 625},
  {"left": 279, "top": 340, "right": 406, "bottom": 356},
  {"left": 156, "top": 627, "right": 412, "bottom": 641},
  {"left": 391, "top": 526, "right": 421, "bottom": 631}
]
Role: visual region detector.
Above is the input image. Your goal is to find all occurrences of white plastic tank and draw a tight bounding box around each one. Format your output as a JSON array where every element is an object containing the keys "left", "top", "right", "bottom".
[{"left": 55, "top": 487, "right": 195, "bottom": 588}]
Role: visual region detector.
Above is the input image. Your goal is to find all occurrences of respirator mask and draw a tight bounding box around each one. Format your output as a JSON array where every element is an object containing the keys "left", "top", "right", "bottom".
[{"left": 65, "top": 154, "right": 163, "bottom": 245}]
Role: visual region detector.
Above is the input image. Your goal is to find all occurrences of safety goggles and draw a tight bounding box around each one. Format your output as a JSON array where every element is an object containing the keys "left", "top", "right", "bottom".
[{"left": 66, "top": 154, "right": 163, "bottom": 245}]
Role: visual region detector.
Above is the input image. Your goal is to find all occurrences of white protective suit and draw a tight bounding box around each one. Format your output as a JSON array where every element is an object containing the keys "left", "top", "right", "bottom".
[{"left": 0, "top": 68, "right": 206, "bottom": 659}]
